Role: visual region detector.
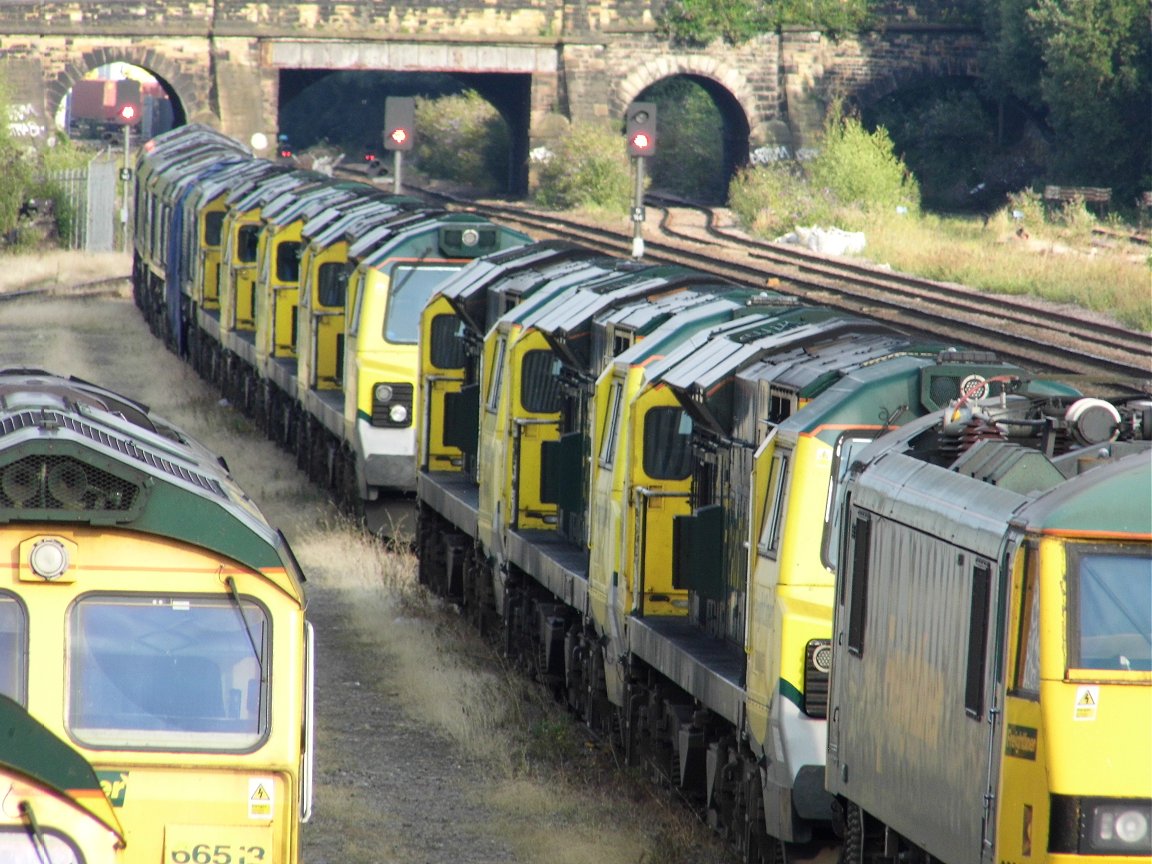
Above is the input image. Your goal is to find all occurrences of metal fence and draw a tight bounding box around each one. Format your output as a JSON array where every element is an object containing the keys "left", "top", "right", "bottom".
[{"left": 44, "top": 154, "right": 118, "bottom": 252}]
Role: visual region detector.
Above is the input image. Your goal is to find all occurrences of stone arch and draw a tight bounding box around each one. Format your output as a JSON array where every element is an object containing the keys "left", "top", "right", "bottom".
[
  {"left": 45, "top": 44, "right": 209, "bottom": 133},
  {"left": 851, "top": 62, "right": 982, "bottom": 110},
  {"left": 612, "top": 54, "right": 763, "bottom": 134},
  {"left": 612, "top": 53, "right": 763, "bottom": 186}
]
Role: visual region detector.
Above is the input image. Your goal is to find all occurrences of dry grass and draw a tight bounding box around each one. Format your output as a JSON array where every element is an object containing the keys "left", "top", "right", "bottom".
[
  {"left": 859, "top": 211, "right": 1152, "bottom": 331},
  {"left": 0, "top": 250, "right": 130, "bottom": 292},
  {"left": 296, "top": 531, "right": 732, "bottom": 864}
]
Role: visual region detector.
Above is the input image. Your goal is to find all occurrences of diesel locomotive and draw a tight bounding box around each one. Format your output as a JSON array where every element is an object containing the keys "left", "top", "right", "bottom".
[
  {"left": 0, "top": 369, "right": 313, "bottom": 864},
  {"left": 0, "top": 694, "right": 124, "bottom": 864},
  {"left": 412, "top": 238, "right": 1151, "bottom": 862},
  {"left": 128, "top": 123, "right": 1151, "bottom": 864},
  {"left": 131, "top": 124, "right": 530, "bottom": 531}
]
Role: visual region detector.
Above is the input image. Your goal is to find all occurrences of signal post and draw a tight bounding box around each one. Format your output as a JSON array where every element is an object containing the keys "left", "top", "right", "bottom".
[
  {"left": 625, "top": 102, "right": 656, "bottom": 258},
  {"left": 116, "top": 101, "right": 141, "bottom": 251},
  {"left": 383, "top": 96, "right": 415, "bottom": 194}
]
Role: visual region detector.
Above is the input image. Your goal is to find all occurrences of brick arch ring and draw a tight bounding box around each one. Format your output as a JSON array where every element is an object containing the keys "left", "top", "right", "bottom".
[
  {"left": 612, "top": 54, "right": 763, "bottom": 128},
  {"left": 46, "top": 45, "right": 206, "bottom": 131}
]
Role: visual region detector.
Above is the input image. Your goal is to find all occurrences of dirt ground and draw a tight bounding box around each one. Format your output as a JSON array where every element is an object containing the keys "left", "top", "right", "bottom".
[{"left": 0, "top": 252, "right": 733, "bottom": 864}]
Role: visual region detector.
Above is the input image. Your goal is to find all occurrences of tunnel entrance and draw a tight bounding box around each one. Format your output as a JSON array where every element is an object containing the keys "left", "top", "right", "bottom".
[
  {"left": 277, "top": 70, "right": 532, "bottom": 195},
  {"left": 631, "top": 76, "right": 751, "bottom": 205}
]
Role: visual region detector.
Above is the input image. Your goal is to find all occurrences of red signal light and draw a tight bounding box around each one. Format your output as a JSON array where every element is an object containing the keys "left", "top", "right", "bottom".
[
  {"left": 625, "top": 102, "right": 657, "bottom": 158},
  {"left": 117, "top": 103, "right": 141, "bottom": 125},
  {"left": 387, "top": 128, "right": 409, "bottom": 148}
]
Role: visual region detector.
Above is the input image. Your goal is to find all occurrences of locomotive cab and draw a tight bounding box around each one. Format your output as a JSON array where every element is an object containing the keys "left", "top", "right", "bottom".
[{"left": 826, "top": 392, "right": 1151, "bottom": 864}]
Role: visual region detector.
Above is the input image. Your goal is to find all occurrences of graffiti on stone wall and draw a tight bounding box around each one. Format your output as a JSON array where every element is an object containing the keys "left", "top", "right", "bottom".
[
  {"left": 750, "top": 145, "right": 819, "bottom": 164},
  {"left": 8, "top": 103, "right": 46, "bottom": 138}
]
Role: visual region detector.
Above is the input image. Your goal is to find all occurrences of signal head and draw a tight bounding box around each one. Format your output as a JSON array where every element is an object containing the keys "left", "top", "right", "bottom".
[
  {"left": 383, "top": 96, "right": 416, "bottom": 152},
  {"left": 625, "top": 102, "right": 657, "bottom": 158}
]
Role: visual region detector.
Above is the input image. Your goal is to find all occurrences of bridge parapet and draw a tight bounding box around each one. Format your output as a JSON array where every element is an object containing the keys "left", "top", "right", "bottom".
[
  {"left": 5, "top": 0, "right": 660, "bottom": 38},
  {"left": 1, "top": 3, "right": 986, "bottom": 188},
  {"left": 0, "top": 1, "right": 213, "bottom": 35}
]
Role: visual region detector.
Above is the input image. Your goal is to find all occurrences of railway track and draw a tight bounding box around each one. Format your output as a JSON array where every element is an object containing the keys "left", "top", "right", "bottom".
[
  {"left": 0, "top": 274, "right": 129, "bottom": 302},
  {"left": 408, "top": 185, "right": 1151, "bottom": 388}
]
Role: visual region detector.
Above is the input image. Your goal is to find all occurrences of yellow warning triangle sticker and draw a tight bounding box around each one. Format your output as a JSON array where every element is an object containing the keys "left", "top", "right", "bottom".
[
  {"left": 1078, "top": 690, "right": 1096, "bottom": 706},
  {"left": 251, "top": 784, "right": 270, "bottom": 800}
]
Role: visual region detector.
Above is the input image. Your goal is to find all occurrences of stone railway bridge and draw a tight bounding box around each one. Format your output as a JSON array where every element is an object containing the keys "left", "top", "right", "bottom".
[{"left": 1, "top": 0, "right": 985, "bottom": 190}]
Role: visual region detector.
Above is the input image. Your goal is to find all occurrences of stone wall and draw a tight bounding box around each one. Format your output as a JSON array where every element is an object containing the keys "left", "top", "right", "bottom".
[
  {"left": 1, "top": 1, "right": 984, "bottom": 164},
  {"left": 780, "top": 26, "right": 983, "bottom": 148}
]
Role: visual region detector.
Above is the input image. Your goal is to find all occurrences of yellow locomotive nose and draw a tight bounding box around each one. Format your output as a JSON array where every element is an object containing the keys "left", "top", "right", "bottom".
[{"left": 0, "top": 368, "right": 313, "bottom": 864}]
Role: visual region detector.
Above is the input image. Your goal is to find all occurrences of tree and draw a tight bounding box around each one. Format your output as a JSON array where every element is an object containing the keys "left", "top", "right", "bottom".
[
  {"left": 0, "top": 76, "right": 33, "bottom": 239},
  {"left": 1028, "top": 0, "right": 1151, "bottom": 191},
  {"left": 983, "top": 0, "right": 1151, "bottom": 197},
  {"left": 657, "top": 0, "right": 869, "bottom": 46}
]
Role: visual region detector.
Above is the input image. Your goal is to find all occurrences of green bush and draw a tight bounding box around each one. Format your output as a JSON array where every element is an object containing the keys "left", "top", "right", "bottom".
[
  {"left": 413, "top": 91, "right": 511, "bottom": 193},
  {"left": 0, "top": 80, "right": 33, "bottom": 242},
  {"left": 807, "top": 110, "right": 920, "bottom": 216},
  {"left": 1049, "top": 196, "right": 1098, "bottom": 232},
  {"left": 729, "top": 109, "right": 919, "bottom": 236},
  {"left": 774, "top": 0, "right": 871, "bottom": 34},
  {"left": 532, "top": 121, "right": 633, "bottom": 213},
  {"left": 657, "top": 0, "right": 869, "bottom": 45},
  {"left": 1004, "top": 188, "right": 1045, "bottom": 225},
  {"left": 656, "top": 0, "right": 772, "bottom": 46},
  {"left": 728, "top": 160, "right": 832, "bottom": 236}
]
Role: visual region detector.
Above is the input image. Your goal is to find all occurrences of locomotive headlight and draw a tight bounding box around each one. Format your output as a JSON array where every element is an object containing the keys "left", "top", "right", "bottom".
[
  {"left": 1115, "top": 810, "right": 1151, "bottom": 843},
  {"left": 1089, "top": 801, "right": 1151, "bottom": 853},
  {"left": 369, "top": 382, "right": 413, "bottom": 427},
  {"left": 30, "top": 538, "right": 70, "bottom": 580},
  {"left": 460, "top": 228, "right": 480, "bottom": 248},
  {"left": 803, "top": 639, "right": 833, "bottom": 719}
]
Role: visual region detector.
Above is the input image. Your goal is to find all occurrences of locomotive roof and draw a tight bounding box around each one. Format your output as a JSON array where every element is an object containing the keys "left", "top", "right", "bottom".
[
  {"left": 189, "top": 159, "right": 284, "bottom": 210},
  {"left": 143, "top": 124, "right": 244, "bottom": 156},
  {"left": 226, "top": 169, "right": 326, "bottom": 210},
  {"left": 846, "top": 394, "right": 1152, "bottom": 549},
  {"left": 261, "top": 181, "right": 356, "bottom": 226},
  {"left": 302, "top": 197, "right": 410, "bottom": 246},
  {"left": 137, "top": 128, "right": 247, "bottom": 181},
  {"left": 349, "top": 206, "right": 448, "bottom": 259},
  {"left": 603, "top": 294, "right": 765, "bottom": 374},
  {"left": 0, "top": 371, "right": 304, "bottom": 587},
  {"left": 530, "top": 270, "right": 769, "bottom": 374},
  {"left": 491, "top": 258, "right": 645, "bottom": 331},
  {"left": 653, "top": 309, "right": 862, "bottom": 393},
  {"left": 1017, "top": 448, "right": 1152, "bottom": 536},
  {"left": 433, "top": 241, "right": 602, "bottom": 335},
  {"left": 147, "top": 150, "right": 248, "bottom": 200},
  {"left": 651, "top": 310, "right": 1001, "bottom": 435}
]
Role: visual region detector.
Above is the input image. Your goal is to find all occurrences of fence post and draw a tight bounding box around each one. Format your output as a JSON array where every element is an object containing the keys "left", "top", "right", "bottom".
[{"left": 86, "top": 155, "right": 118, "bottom": 252}]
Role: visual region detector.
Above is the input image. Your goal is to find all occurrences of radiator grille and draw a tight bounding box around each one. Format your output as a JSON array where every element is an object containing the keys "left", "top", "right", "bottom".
[{"left": 1, "top": 454, "right": 138, "bottom": 511}]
